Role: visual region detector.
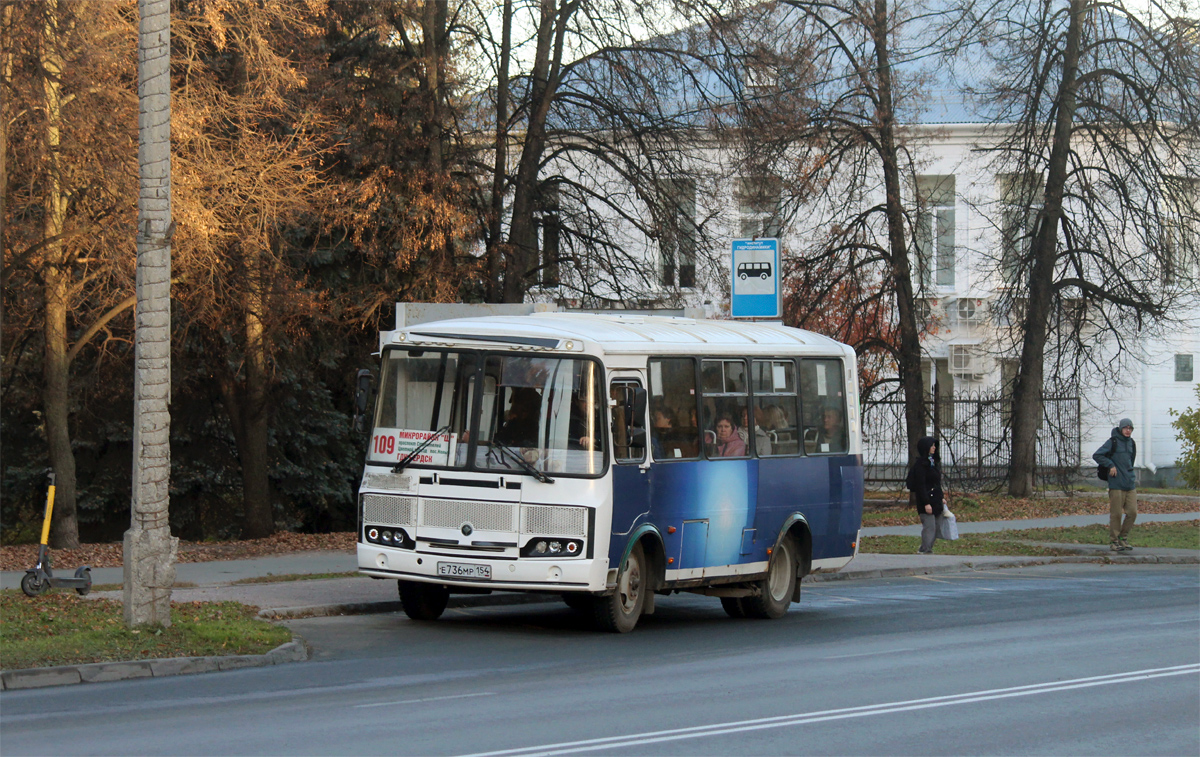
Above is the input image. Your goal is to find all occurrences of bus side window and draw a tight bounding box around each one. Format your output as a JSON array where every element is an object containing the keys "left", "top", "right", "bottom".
[
  {"left": 701, "top": 358, "right": 749, "bottom": 459},
  {"left": 751, "top": 359, "right": 800, "bottom": 456},
  {"left": 649, "top": 358, "right": 700, "bottom": 460},
  {"left": 610, "top": 380, "right": 646, "bottom": 463},
  {"left": 799, "top": 359, "right": 848, "bottom": 454}
]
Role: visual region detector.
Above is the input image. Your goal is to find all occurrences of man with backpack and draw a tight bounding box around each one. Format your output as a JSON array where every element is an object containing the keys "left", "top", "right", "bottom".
[{"left": 1093, "top": 418, "right": 1138, "bottom": 552}]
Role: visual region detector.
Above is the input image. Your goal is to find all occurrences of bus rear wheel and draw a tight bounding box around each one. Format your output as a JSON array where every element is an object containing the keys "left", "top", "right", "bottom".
[
  {"left": 592, "top": 542, "right": 646, "bottom": 633},
  {"left": 742, "top": 537, "right": 796, "bottom": 619},
  {"left": 398, "top": 580, "right": 450, "bottom": 621}
]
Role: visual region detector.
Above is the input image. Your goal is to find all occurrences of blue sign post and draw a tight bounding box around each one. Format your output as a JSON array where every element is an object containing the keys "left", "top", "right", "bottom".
[{"left": 730, "top": 238, "right": 780, "bottom": 318}]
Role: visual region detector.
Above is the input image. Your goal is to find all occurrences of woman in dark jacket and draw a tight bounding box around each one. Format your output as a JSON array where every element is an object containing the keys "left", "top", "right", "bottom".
[{"left": 909, "top": 436, "right": 947, "bottom": 554}]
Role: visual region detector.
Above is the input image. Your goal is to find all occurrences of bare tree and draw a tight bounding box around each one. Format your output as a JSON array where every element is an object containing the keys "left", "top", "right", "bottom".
[
  {"left": 124, "top": 0, "right": 177, "bottom": 627},
  {"left": 458, "top": 0, "right": 757, "bottom": 306},
  {"left": 747, "top": 0, "right": 978, "bottom": 457},
  {"left": 975, "top": 0, "right": 1200, "bottom": 496}
]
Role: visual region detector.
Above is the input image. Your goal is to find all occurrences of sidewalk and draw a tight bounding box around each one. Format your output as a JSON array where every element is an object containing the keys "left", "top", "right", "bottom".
[
  {"left": 3, "top": 513, "right": 1196, "bottom": 690},
  {"left": 3, "top": 512, "right": 1197, "bottom": 609}
]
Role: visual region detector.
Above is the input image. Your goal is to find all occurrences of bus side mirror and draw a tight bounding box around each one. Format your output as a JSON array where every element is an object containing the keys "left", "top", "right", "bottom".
[
  {"left": 353, "top": 369, "right": 374, "bottom": 433},
  {"left": 626, "top": 387, "right": 648, "bottom": 450},
  {"left": 630, "top": 387, "right": 647, "bottom": 426}
]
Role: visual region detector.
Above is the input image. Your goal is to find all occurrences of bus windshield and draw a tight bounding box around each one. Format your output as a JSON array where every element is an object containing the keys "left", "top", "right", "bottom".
[{"left": 370, "top": 348, "right": 606, "bottom": 476}]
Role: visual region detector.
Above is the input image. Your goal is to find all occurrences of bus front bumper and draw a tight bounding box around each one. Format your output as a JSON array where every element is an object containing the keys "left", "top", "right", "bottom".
[{"left": 357, "top": 543, "right": 609, "bottom": 593}]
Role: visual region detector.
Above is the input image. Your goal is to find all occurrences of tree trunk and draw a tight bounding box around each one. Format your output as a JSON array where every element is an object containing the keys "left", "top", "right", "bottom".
[
  {"left": 40, "top": 1, "right": 80, "bottom": 549},
  {"left": 485, "top": 0, "right": 511, "bottom": 303},
  {"left": 500, "top": 0, "right": 563, "bottom": 303},
  {"left": 238, "top": 260, "right": 275, "bottom": 539},
  {"left": 1008, "top": 0, "right": 1083, "bottom": 497},
  {"left": 125, "top": 0, "right": 177, "bottom": 627},
  {"left": 872, "top": 0, "right": 926, "bottom": 459}
]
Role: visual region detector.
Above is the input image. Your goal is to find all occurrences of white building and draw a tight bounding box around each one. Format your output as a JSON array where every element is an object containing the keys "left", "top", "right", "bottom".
[{"left": 529, "top": 11, "right": 1198, "bottom": 486}]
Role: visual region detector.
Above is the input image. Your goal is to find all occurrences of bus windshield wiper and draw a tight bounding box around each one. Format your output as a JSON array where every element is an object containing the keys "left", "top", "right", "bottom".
[
  {"left": 394, "top": 425, "right": 451, "bottom": 473},
  {"left": 493, "top": 442, "right": 555, "bottom": 484}
]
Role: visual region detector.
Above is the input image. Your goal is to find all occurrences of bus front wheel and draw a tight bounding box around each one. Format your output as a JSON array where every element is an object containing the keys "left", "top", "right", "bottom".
[
  {"left": 742, "top": 537, "right": 797, "bottom": 619},
  {"left": 593, "top": 542, "right": 646, "bottom": 632},
  {"left": 398, "top": 580, "right": 450, "bottom": 621}
]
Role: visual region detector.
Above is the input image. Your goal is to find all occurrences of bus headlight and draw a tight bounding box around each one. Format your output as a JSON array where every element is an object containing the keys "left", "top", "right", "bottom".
[{"left": 522, "top": 539, "right": 583, "bottom": 558}]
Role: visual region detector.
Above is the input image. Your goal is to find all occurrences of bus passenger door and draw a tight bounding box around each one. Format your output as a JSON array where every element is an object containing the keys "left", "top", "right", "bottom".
[{"left": 608, "top": 375, "right": 650, "bottom": 560}]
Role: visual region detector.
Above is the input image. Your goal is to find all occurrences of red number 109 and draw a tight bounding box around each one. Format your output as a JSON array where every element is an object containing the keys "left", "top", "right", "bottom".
[{"left": 373, "top": 435, "right": 396, "bottom": 455}]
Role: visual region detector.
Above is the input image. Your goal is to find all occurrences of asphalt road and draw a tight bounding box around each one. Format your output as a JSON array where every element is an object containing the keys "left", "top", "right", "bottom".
[{"left": 2, "top": 564, "right": 1197, "bottom": 756}]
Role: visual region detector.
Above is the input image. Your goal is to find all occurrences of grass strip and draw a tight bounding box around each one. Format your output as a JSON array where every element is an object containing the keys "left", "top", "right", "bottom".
[
  {"left": 0, "top": 590, "right": 292, "bottom": 671},
  {"left": 861, "top": 520, "right": 1199, "bottom": 556},
  {"left": 1001, "top": 520, "right": 1200, "bottom": 550}
]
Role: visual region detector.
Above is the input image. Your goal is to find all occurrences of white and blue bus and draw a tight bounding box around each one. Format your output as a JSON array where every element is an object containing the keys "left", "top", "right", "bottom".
[{"left": 356, "top": 313, "right": 863, "bottom": 632}]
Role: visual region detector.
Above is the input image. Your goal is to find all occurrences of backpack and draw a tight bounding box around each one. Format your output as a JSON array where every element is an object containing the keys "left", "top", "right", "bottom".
[
  {"left": 1097, "top": 438, "right": 1135, "bottom": 480},
  {"left": 905, "top": 460, "right": 921, "bottom": 491}
]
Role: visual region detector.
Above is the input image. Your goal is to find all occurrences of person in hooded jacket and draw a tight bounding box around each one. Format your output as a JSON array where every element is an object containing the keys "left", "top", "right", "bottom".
[
  {"left": 909, "top": 436, "right": 947, "bottom": 554},
  {"left": 1093, "top": 417, "right": 1138, "bottom": 552}
]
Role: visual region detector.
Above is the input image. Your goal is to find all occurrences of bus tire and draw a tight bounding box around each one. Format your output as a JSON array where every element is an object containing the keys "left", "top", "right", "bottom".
[
  {"left": 592, "top": 541, "right": 646, "bottom": 633},
  {"left": 398, "top": 580, "right": 450, "bottom": 621},
  {"left": 743, "top": 537, "right": 796, "bottom": 619},
  {"left": 720, "top": 597, "right": 747, "bottom": 618}
]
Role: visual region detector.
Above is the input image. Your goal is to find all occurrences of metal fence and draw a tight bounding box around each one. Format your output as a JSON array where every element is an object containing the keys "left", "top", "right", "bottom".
[{"left": 861, "top": 393, "right": 1082, "bottom": 491}]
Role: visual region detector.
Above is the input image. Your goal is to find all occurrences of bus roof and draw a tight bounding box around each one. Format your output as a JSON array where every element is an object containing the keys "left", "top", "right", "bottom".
[{"left": 388, "top": 312, "right": 853, "bottom": 358}]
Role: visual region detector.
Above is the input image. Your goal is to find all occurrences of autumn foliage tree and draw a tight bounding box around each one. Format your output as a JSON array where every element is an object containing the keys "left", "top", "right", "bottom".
[{"left": 2, "top": 0, "right": 139, "bottom": 548}]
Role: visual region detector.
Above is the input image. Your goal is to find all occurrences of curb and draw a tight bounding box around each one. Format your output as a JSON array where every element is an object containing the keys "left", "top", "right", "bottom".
[
  {"left": 0, "top": 636, "right": 309, "bottom": 692},
  {"left": 258, "top": 588, "right": 561, "bottom": 620},
  {"left": 805, "top": 553, "right": 1199, "bottom": 583}
]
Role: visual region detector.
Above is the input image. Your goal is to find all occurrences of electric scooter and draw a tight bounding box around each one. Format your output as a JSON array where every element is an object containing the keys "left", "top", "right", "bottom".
[{"left": 21, "top": 472, "right": 92, "bottom": 597}]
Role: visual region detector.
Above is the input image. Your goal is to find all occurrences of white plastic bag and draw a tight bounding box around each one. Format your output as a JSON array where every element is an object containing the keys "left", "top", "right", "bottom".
[{"left": 939, "top": 509, "right": 959, "bottom": 540}]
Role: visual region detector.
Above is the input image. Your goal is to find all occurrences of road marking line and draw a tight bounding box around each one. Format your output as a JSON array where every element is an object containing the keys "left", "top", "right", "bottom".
[
  {"left": 459, "top": 665, "right": 1200, "bottom": 757},
  {"left": 356, "top": 692, "right": 495, "bottom": 709},
  {"left": 823, "top": 648, "right": 915, "bottom": 660}
]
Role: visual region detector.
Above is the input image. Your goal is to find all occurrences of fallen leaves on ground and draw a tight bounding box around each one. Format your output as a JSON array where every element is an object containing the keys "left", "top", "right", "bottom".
[{"left": 0, "top": 531, "right": 355, "bottom": 572}]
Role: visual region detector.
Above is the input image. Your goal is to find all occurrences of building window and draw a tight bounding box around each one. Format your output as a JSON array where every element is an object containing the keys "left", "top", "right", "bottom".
[
  {"left": 1177, "top": 354, "right": 1195, "bottom": 382},
  {"left": 1160, "top": 177, "right": 1198, "bottom": 287},
  {"left": 660, "top": 178, "right": 696, "bottom": 288},
  {"left": 736, "top": 175, "right": 782, "bottom": 239},
  {"left": 998, "top": 172, "right": 1042, "bottom": 284},
  {"left": 916, "top": 175, "right": 956, "bottom": 289}
]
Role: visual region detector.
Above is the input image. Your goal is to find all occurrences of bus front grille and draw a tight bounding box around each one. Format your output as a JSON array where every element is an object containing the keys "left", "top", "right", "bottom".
[
  {"left": 420, "top": 499, "right": 517, "bottom": 532},
  {"left": 521, "top": 505, "right": 588, "bottom": 537},
  {"left": 362, "top": 494, "right": 416, "bottom": 527}
]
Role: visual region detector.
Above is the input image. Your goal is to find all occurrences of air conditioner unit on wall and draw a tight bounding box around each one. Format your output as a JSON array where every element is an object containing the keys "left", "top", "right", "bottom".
[
  {"left": 949, "top": 344, "right": 986, "bottom": 378},
  {"left": 956, "top": 298, "right": 986, "bottom": 327}
]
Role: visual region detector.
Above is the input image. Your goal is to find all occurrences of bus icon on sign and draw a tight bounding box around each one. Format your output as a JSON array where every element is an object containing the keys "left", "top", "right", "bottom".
[{"left": 737, "top": 261, "right": 772, "bottom": 280}]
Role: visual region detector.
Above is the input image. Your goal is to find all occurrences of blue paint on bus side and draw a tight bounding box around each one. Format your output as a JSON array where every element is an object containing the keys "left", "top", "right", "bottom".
[{"left": 609, "top": 456, "right": 863, "bottom": 571}]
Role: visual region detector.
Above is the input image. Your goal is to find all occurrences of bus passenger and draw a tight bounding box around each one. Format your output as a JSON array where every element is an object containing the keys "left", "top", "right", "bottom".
[
  {"left": 710, "top": 415, "right": 746, "bottom": 457},
  {"left": 816, "top": 407, "right": 847, "bottom": 453},
  {"left": 496, "top": 387, "right": 541, "bottom": 448},
  {"left": 740, "top": 406, "right": 772, "bottom": 455},
  {"left": 651, "top": 408, "right": 674, "bottom": 458},
  {"left": 568, "top": 393, "right": 595, "bottom": 450}
]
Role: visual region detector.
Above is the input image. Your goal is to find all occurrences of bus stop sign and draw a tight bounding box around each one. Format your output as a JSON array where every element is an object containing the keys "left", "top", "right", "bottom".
[{"left": 730, "top": 238, "right": 780, "bottom": 318}]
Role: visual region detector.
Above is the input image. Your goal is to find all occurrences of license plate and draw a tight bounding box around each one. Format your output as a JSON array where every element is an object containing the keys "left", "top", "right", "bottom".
[{"left": 437, "top": 561, "right": 492, "bottom": 580}]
